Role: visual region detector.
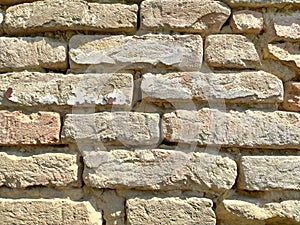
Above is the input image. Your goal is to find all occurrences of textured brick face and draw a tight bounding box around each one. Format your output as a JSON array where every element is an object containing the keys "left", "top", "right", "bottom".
[{"left": 0, "top": 111, "right": 60, "bottom": 145}]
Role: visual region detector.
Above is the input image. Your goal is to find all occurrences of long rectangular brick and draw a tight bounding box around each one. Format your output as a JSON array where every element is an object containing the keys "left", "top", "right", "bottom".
[
  {"left": 140, "top": 0, "right": 230, "bottom": 34},
  {"left": 238, "top": 156, "right": 300, "bottom": 191},
  {"left": 0, "top": 198, "right": 102, "bottom": 225},
  {"left": 83, "top": 149, "right": 237, "bottom": 192},
  {"left": 127, "top": 197, "right": 216, "bottom": 225},
  {"left": 141, "top": 71, "right": 283, "bottom": 105},
  {"left": 162, "top": 109, "right": 300, "bottom": 149},
  {"left": 0, "top": 37, "right": 67, "bottom": 72},
  {"left": 0, "top": 111, "right": 60, "bottom": 145},
  {"left": 0, "top": 152, "right": 80, "bottom": 188},
  {"left": 69, "top": 34, "right": 203, "bottom": 73},
  {"left": 62, "top": 112, "right": 160, "bottom": 147},
  {"left": 0, "top": 72, "right": 133, "bottom": 109},
  {"left": 4, "top": 0, "right": 138, "bottom": 35}
]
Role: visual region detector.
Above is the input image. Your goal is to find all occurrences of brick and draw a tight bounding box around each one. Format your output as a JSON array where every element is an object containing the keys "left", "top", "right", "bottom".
[
  {"left": 127, "top": 197, "right": 216, "bottom": 225},
  {"left": 83, "top": 149, "right": 237, "bottom": 192},
  {"left": 238, "top": 156, "right": 300, "bottom": 191},
  {"left": 0, "top": 111, "right": 60, "bottom": 145},
  {"left": 266, "top": 42, "right": 300, "bottom": 69},
  {"left": 283, "top": 82, "right": 300, "bottom": 112},
  {"left": 69, "top": 34, "right": 203, "bottom": 73},
  {"left": 141, "top": 71, "right": 283, "bottom": 105},
  {"left": 0, "top": 37, "right": 67, "bottom": 72},
  {"left": 217, "top": 199, "right": 300, "bottom": 225},
  {"left": 4, "top": 0, "right": 138, "bottom": 35},
  {"left": 219, "top": 0, "right": 300, "bottom": 7},
  {"left": 0, "top": 198, "right": 102, "bottom": 225},
  {"left": 272, "top": 12, "right": 300, "bottom": 41},
  {"left": 230, "top": 10, "right": 263, "bottom": 34},
  {"left": 62, "top": 112, "right": 160, "bottom": 147},
  {"left": 0, "top": 152, "right": 80, "bottom": 188},
  {"left": 0, "top": 72, "right": 133, "bottom": 109},
  {"left": 162, "top": 109, "right": 300, "bottom": 148},
  {"left": 140, "top": 0, "right": 230, "bottom": 34},
  {"left": 205, "top": 34, "right": 261, "bottom": 69}
]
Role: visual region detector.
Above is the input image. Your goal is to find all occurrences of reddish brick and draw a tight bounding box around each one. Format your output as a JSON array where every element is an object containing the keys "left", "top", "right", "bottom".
[{"left": 283, "top": 82, "right": 300, "bottom": 112}]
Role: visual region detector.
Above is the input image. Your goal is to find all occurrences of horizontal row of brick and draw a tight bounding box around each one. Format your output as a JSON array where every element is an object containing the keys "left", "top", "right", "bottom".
[
  {"left": 0, "top": 34, "right": 298, "bottom": 73},
  {"left": 0, "top": 0, "right": 299, "bottom": 37},
  {"left": 1, "top": 109, "right": 300, "bottom": 147},
  {"left": 0, "top": 149, "right": 299, "bottom": 192}
]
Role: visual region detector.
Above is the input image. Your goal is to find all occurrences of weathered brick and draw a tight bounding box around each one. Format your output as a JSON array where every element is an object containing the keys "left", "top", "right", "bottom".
[
  {"left": 62, "top": 112, "right": 160, "bottom": 147},
  {"left": 0, "top": 72, "right": 133, "bottom": 109},
  {"left": 272, "top": 12, "right": 300, "bottom": 41},
  {"left": 0, "top": 198, "right": 102, "bottom": 225},
  {"left": 127, "top": 197, "right": 216, "bottom": 225},
  {"left": 140, "top": 0, "right": 230, "bottom": 34},
  {"left": 162, "top": 109, "right": 300, "bottom": 149},
  {"left": 141, "top": 71, "right": 283, "bottom": 105},
  {"left": 219, "top": 0, "right": 300, "bottom": 7},
  {"left": 230, "top": 10, "right": 263, "bottom": 34},
  {"left": 266, "top": 42, "right": 300, "bottom": 69},
  {"left": 83, "top": 149, "right": 237, "bottom": 192},
  {"left": 4, "top": 0, "right": 138, "bottom": 35},
  {"left": 217, "top": 199, "right": 300, "bottom": 225},
  {"left": 238, "top": 156, "right": 300, "bottom": 191},
  {"left": 0, "top": 37, "right": 67, "bottom": 72},
  {"left": 0, "top": 111, "right": 60, "bottom": 145},
  {"left": 205, "top": 34, "right": 261, "bottom": 69},
  {"left": 283, "top": 82, "right": 300, "bottom": 112},
  {"left": 0, "top": 152, "right": 80, "bottom": 188},
  {"left": 69, "top": 34, "right": 203, "bottom": 73}
]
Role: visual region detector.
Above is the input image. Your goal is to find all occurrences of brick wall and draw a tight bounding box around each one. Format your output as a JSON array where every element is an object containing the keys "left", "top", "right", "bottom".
[{"left": 0, "top": 0, "right": 299, "bottom": 224}]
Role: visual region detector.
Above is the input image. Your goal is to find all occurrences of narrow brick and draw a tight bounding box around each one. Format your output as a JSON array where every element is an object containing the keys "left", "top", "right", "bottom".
[
  {"left": 205, "top": 34, "right": 261, "bottom": 69},
  {"left": 0, "top": 37, "right": 67, "bottom": 72},
  {"left": 0, "top": 198, "right": 102, "bottom": 225},
  {"left": 230, "top": 10, "right": 263, "bottom": 34},
  {"left": 83, "top": 149, "right": 237, "bottom": 192},
  {"left": 238, "top": 156, "right": 300, "bottom": 191},
  {"left": 217, "top": 199, "right": 300, "bottom": 225},
  {"left": 62, "top": 112, "right": 160, "bottom": 147},
  {"left": 0, "top": 152, "right": 80, "bottom": 188},
  {"left": 141, "top": 71, "right": 283, "bottom": 105},
  {"left": 0, "top": 111, "right": 60, "bottom": 145},
  {"left": 283, "top": 82, "right": 300, "bottom": 112},
  {"left": 162, "top": 109, "right": 300, "bottom": 149},
  {"left": 69, "top": 34, "right": 203, "bottom": 73},
  {"left": 4, "top": 0, "right": 138, "bottom": 35},
  {"left": 220, "top": 0, "right": 300, "bottom": 7},
  {"left": 127, "top": 197, "right": 216, "bottom": 225},
  {"left": 140, "top": 0, "right": 231, "bottom": 34},
  {"left": 0, "top": 72, "right": 133, "bottom": 109}
]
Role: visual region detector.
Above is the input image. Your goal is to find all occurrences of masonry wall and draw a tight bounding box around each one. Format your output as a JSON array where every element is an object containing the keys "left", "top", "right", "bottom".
[{"left": 0, "top": 0, "right": 299, "bottom": 224}]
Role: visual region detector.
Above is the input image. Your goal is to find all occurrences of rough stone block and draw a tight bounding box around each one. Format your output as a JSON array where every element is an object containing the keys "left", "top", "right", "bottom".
[
  {"left": 140, "top": 0, "right": 231, "bottom": 34},
  {"left": 266, "top": 42, "right": 300, "bottom": 69},
  {"left": 0, "top": 72, "right": 133, "bottom": 109},
  {"left": 238, "top": 156, "right": 300, "bottom": 191},
  {"left": 230, "top": 10, "right": 263, "bottom": 34},
  {"left": 0, "top": 152, "right": 80, "bottom": 188},
  {"left": 205, "top": 34, "right": 261, "bottom": 69},
  {"left": 0, "top": 198, "right": 102, "bottom": 225},
  {"left": 219, "top": 0, "right": 300, "bottom": 7},
  {"left": 141, "top": 71, "right": 283, "bottom": 105},
  {"left": 4, "top": 0, "right": 138, "bottom": 34},
  {"left": 283, "top": 82, "right": 300, "bottom": 112},
  {"left": 62, "top": 112, "right": 160, "bottom": 147},
  {"left": 272, "top": 12, "right": 300, "bottom": 41},
  {"left": 217, "top": 199, "right": 300, "bottom": 225},
  {"left": 0, "top": 37, "right": 67, "bottom": 72},
  {"left": 0, "top": 111, "right": 60, "bottom": 145},
  {"left": 69, "top": 34, "right": 203, "bottom": 73},
  {"left": 162, "top": 109, "right": 300, "bottom": 149},
  {"left": 127, "top": 197, "right": 216, "bottom": 225},
  {"left": 83, "top": 149, "right": 237, "bottom": 192}
]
